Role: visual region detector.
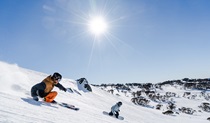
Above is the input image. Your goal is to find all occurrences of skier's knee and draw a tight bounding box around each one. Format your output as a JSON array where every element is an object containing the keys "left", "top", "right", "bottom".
[{"left": 115, "top": 112, "right": 119, "bottom": 118}]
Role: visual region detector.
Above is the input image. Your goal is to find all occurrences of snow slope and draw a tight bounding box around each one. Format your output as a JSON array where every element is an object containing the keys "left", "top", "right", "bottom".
[{"left": 0, "top": 61, "right": 209, "bottom": 123}]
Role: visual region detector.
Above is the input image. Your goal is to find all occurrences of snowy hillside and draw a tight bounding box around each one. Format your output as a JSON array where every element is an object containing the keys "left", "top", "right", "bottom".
[{"left": 0, "top": 61, "right": 210, "bottom": 123}]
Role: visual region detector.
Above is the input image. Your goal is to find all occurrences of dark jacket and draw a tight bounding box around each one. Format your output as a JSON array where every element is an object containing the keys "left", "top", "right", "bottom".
[{"left": 31, "top": 75, "right": 66, "bottom": 97}]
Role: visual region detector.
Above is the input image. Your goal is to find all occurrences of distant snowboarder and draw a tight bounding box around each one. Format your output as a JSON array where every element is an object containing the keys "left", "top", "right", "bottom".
[
  {"left": 31, "top": 72, "right": 67, "bottom": 103},
  {"left": 109, "top": 101, "right": 123, "bottom": 118}
]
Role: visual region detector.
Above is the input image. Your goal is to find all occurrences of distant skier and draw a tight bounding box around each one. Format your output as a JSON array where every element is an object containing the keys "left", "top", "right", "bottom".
[
  {"left": 31, "top": 72, "right": 67, "bottom": 103},
  {"left": 109, "top": 101, "right": 123, "bottom": 118}
]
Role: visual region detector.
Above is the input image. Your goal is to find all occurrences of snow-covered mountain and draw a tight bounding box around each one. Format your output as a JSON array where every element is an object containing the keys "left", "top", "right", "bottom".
[{"left": 0, "top": 61, "right": 210, "bottom": 123}]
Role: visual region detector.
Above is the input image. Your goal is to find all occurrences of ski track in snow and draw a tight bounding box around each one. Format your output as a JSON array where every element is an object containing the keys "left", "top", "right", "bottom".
[{"left": 0, "top": 61, "right": 210, "bottom": 123}]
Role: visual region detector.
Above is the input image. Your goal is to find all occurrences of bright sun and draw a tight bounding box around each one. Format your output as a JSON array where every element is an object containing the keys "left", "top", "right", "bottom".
[{"left": 89, "top": 16, "right": 108, "bottom": 36}]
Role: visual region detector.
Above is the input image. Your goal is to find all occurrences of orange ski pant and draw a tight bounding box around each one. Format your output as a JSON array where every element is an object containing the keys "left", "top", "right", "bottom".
[{"left": 44, "top": 91, "right": 57, "bottom": 102}]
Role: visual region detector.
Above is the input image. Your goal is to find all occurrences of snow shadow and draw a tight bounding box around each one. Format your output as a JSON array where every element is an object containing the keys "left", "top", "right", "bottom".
[
  {"left": 21, "top": 98, "right": 42, "bottom": 106},
  {"left": 21, "top": 98, "right": 58, "bottom": 108}
]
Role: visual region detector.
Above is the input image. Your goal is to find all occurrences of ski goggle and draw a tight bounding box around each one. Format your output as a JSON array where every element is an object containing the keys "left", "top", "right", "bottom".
[
  {"left": 56, "top": 78, "right": 61, "bottom": 82},
  {"left": 53, "top": 76, "right": 61, "bottom": 82}
]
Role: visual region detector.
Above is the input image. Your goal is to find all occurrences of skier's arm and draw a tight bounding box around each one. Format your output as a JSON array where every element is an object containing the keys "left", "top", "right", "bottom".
[{"left": 55, "top": 83, "right": 67, "bottom": 92}]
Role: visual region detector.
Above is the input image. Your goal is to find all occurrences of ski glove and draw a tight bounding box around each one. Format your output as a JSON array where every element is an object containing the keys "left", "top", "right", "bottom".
[{"left": 59, "top": 87, "right": 67, "bottom": 92}]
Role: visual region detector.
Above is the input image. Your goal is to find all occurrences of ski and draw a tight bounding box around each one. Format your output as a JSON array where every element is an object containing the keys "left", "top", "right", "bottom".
[
  {"left": 58, "top": 102, "right": 79, "bottom": 111},
  {"left": 102, "top": 111, "right": 124, "bottom": 120},
  {"left": 22, "top": 98, "right": 79, "bottom": 111}
]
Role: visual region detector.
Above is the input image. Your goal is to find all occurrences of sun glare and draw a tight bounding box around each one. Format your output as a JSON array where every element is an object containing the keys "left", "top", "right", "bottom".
[{"left": 89, "top": 16, "right": 108, "bottom": 36}]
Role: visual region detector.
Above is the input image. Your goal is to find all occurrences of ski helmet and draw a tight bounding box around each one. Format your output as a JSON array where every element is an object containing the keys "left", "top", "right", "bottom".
[
  {"left": 118, "top": 101, "right": 122, "bottom": 106},
  {"left": 52, "top": 72, "right": 62, "bottom": 81}
]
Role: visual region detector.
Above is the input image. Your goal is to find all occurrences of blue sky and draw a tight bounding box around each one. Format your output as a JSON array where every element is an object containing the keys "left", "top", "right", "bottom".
[{"left": 1, "top": 0, "right": 210, "bottom": 84}]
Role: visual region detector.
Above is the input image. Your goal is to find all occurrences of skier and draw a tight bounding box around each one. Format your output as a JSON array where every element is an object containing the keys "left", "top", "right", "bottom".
[
  {"left": 109, "top": 101, "right": 123, "bottom": 118},
  {"left": 31, "top": 72, "right": 67, "bottom": 103}
]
